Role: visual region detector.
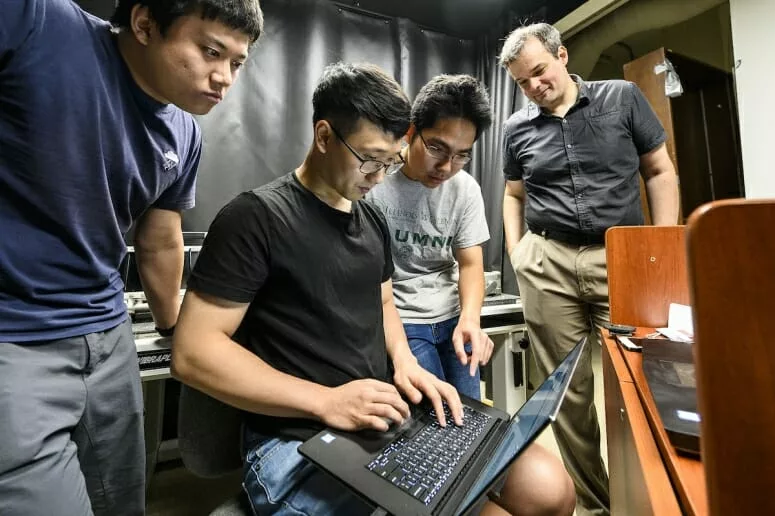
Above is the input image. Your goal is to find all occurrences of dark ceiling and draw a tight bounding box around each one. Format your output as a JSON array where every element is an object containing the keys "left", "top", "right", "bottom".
[
  {"left": 76, "top": 0, "right": 587, "bottom": 39},
  {"left": 340, "top": 0, "right": 587, "bottom": 38}
]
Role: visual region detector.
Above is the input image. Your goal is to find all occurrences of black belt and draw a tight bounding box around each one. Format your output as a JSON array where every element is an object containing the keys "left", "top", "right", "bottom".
[{"left": 528, "top": 225, "right": 605, "bottom": 246}]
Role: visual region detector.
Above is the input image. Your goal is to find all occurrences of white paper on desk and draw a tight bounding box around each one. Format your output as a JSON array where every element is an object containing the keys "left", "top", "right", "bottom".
[{"left": 656, "top": 303, "right": 694, "bottom": 343}]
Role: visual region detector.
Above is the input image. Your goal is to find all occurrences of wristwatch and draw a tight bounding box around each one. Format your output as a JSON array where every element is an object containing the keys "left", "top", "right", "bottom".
[{"left": 155, "top": 325, "right": 175, "bottom": 337}]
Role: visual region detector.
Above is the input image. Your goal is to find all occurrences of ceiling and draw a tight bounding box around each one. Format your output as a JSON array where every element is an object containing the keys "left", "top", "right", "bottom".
[
  {"left": 344, "top": 0, "right": 588, "bottom": 38},
  {"left": 76, "top": 0, "right": 588, "bottom": 39}
]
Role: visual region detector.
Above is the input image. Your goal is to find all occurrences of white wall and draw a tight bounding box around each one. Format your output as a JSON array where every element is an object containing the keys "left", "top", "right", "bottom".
[{"left": 729, "top": 0, "right": 775, "bottom": 198}]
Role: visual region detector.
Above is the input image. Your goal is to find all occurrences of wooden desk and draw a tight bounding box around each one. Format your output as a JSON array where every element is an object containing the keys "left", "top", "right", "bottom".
[{"left": 602, "top": 328, "right": 707, "bottom": 516}]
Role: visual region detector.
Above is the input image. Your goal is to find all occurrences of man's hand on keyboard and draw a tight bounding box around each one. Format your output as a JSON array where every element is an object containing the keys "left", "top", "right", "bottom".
[
  {"left": 320, "top": 379, "right": 410, "bottom": 432},
  {"left": 392, "top": 358, "right": 463, "bottom": 428},
  {"left": 452, "top": 319, "right": 494, "bottom": 376}
]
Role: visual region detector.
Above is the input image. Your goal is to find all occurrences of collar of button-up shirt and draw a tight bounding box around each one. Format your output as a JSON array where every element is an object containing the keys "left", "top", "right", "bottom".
[{"left": 525, "top": 74, "right": 592, "bottom": 121}]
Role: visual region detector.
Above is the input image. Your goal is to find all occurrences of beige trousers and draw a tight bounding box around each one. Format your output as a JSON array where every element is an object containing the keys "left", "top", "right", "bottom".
[{"left": 511, "top": 231, "right": 611, "bottom": 516}]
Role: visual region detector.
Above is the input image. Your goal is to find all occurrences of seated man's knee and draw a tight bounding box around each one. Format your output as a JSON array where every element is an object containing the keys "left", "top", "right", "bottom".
[{"left": 494, "top": 443, "right": 576, "bottom": 516}]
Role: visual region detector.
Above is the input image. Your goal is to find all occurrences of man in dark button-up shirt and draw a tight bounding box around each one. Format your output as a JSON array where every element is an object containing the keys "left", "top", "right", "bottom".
[{"left": 499, "top": 23, "right": 679, "bottom": 516}]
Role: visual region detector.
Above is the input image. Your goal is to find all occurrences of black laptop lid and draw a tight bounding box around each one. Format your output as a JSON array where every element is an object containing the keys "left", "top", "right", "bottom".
[
  {"left": 457, "top": 337, "right": 587, "bottom": 514},
  {"left": 640, "top": 338, "right": 700, "bottom": 455}
]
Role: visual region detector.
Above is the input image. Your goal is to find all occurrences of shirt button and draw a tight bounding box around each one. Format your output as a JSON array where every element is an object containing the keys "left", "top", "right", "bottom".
[
  {"left": 567, "top": 144, "right": 573, "bottom": 148},
  {"left": 562, "top": 119, "right": 568, "bottom": 124}
]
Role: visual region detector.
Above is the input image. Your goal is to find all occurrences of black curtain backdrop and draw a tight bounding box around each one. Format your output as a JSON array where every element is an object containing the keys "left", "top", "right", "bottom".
[
  {"left": 188, "top": 0, "right": 531, "bottom": 291},
  {"left": 473, "top": 12, "right": 531, "bottom": 294},
  {"left": 188, "top": 0, "right": 477, "bottom": 231},
  {"left": 72, "top": 0, "right": 530, "bottom": 288}
]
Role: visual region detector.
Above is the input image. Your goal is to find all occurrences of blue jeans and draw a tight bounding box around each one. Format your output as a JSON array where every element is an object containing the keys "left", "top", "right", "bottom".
[
  {"left": 241, "top": 427, "right": 495, "bottom": 516},
  {"left": 242, "top": 427, "right": 372, "bottom": 515},
  {"left": 403, "top": 316, "right": 481, "bottom": 400}
]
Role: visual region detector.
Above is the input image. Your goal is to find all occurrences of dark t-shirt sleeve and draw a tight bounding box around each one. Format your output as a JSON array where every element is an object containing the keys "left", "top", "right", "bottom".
[
  {"left": 154, "top": 123, "right": 200, "bottom": 211},
  {"left": 502, "top": 121, "right": 524, "bottom": 181},
  {"left": 188, "top": 192, "right": 270, "bottom": 303},
  {"left": 0, "top": 0, "right": 37, "bottom": 59},
  {"left": 628, "top": 82, "right": 667, "bottom": 155},
  {"left": 368, "top": 202, "right": 394, "bottom": 282}
]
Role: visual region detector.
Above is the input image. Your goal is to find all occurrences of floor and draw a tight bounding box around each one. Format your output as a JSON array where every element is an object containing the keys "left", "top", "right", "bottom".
[
  {"left": 146, "top": 466, "right": 242, "bottom": 516},
  {"left": 146, "top": 342, "right": 608, "bottom": 516}
]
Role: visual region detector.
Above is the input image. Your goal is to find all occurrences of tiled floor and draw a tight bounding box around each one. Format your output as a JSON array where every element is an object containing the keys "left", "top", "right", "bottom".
[{"left": 146, "top": 342, "right": 608, "bottom": 515}]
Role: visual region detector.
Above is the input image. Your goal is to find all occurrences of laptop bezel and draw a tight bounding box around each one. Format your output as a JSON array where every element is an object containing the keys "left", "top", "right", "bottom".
[{"left": 451, "top": 336, "right": 586, "bottom": 515}]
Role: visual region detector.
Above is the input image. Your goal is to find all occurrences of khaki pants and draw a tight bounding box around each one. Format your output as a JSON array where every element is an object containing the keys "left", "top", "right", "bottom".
[{"left": 511, "top": 231, "right": 611, "bottom": 516}]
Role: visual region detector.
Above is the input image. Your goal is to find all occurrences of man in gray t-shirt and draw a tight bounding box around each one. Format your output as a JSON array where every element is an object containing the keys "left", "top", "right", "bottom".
[{"left": 368, "top": 75, "right": 494, "bottom": 400}]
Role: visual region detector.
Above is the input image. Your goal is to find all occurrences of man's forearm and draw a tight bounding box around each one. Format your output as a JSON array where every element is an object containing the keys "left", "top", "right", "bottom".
[
  {"left": 503, "top": 192, "right": 525, "bottom": 254},
  {"left": 172, "top": 331, "right": 329, "bottom": 420},
  {"left": 645, "top": 170, "right": 680, "bottom": 225},
  {"left": 458, "top": 261, "right": 484, "bottom": 323},
  {"left": 136, "top": 242, "right": 184, "bottom": 329}
]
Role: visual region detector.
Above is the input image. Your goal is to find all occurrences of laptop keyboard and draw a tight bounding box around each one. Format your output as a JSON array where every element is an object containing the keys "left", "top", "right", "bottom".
[
  {"left": 366, "top": 405, "right": 492, "bottom": 506},
  {"left": 132, "top": 321, "right": 159, "bottom": 337},
  {"left": 482, "top": 296, "right": 517, "bottom": 307}
]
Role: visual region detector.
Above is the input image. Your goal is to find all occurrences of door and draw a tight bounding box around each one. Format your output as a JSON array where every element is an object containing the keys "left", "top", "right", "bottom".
[
  {"left": 623, "top": 48, "right": 681, "bottom": 224},
  {"left": 625, "top": 48, "right": 745, "bottom": 222}
]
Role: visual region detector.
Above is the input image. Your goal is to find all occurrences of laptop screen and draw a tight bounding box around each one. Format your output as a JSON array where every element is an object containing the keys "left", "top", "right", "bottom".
[
  {"left": 458, "top": 338, "right": 585, "bottom": 512},
  {"left": 121, "top": 246, "right": 201, "bottom": 293},
  {"left": 121, "top": 232, "right": 206, "bottom": 293}
]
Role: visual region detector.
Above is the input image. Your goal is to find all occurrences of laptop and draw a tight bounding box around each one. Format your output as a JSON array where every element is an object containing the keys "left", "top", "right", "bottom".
[
  {"left": 299, "top": 337, "right": 586, "bottom": 516},
  {"left": 123, "top": 235, "right": 203, "bottom": 338},
  {"left": 639, "top": 338, "right": 701, "bottom": 456},
  {"left": 481, "top": 293, "right": 520, "bottom": 308}
]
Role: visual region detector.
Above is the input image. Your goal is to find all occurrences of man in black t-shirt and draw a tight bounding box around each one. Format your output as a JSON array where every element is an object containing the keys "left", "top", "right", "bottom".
[{"left": 172, "top": 62, "right": 575, "bottom": 515}]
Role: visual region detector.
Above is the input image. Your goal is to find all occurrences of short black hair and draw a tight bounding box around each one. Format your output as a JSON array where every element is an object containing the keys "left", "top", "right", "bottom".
[
  {"left": 312, "top": 62, "right": 411, "bottom": 140},
  {"left": 411, "top": 75, "right": 492, "bottom": 141},
  {"left": 111, "top": 0, "right": 264, "bottom": 43}
]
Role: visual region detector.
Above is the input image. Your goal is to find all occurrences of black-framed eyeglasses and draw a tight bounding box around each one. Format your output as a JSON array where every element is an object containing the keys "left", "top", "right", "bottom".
[
  {"left": 329, "top": 124, "right": 404, "bottom": 175},
  {"left": 418, "top": 132, "right": 472, "bottom": 167}
]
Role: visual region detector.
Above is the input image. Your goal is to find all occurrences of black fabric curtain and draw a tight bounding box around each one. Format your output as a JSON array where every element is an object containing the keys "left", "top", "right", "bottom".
[
  {"left": 471, "top": 13, "right": 530, "bottom": 294},
  {"left": 73, "top": 0, "right": 528, "bottom": 286},
  {"left": 187, "top": 0, "right": 477, "bottom": 231}
]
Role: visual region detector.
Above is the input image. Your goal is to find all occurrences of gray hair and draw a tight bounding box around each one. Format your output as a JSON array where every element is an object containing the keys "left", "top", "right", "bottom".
[{"left": 498, "top": 23, "right": 563, "bottom": 68}]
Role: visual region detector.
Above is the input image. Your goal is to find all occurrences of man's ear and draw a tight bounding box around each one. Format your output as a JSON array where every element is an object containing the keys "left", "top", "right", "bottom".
[
  {"left": 129, "top": 4, "right": 156, "bottom": 46},
  {"left": 314, "top": 120, "right": 333, "bottom": 154},
  {"left": 406, "top": 123, "right": 418, "bottom": 142},
  {"left": 557, "top": 45, "right": 569, "bottom": 66}
]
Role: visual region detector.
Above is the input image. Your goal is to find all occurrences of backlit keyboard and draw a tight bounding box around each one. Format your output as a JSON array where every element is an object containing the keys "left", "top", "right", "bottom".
[{"left": 366, "top": 405, "right": 491, "bottom": 506}]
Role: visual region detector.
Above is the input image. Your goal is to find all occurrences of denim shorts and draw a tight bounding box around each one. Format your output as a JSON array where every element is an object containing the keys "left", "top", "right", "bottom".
[{"left": 242, "top": 427, "right": 373, "bottom": 515}]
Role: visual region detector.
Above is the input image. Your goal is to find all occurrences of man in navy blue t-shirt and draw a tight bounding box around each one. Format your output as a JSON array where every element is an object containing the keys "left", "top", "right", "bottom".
[{"left": 0, "top": 1, "right": 263, "bottom": 514}]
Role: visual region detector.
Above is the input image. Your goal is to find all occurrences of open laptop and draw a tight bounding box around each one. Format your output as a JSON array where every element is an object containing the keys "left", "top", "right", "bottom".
[
  {"left": 299, "top": 337, "right": 586, "bottom": 516},
  {"left": 639, "top": 338, "right": 701, "bottom": 456},
  {"left": 122, "top": 234, "right": 203, "bottom": 338}
]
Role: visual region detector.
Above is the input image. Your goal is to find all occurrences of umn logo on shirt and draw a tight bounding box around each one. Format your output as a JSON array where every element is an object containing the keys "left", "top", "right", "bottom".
[
  {"left": 162, "top": 150, "right": 180, "bottom": 171},
  {"left": 394, "top": 229, "right": 453, "bottom": 248}
]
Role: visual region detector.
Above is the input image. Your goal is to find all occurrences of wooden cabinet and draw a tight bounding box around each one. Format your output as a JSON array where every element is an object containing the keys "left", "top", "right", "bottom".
[
  {"left": 602, "top": 332, "right": 682, "bottom": 515},
  {"left": 603, "top": 346, "right": 632, "bottom": 515},
  {"left": 624, "top": 48, "right": 744, "bottom": 223}
]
